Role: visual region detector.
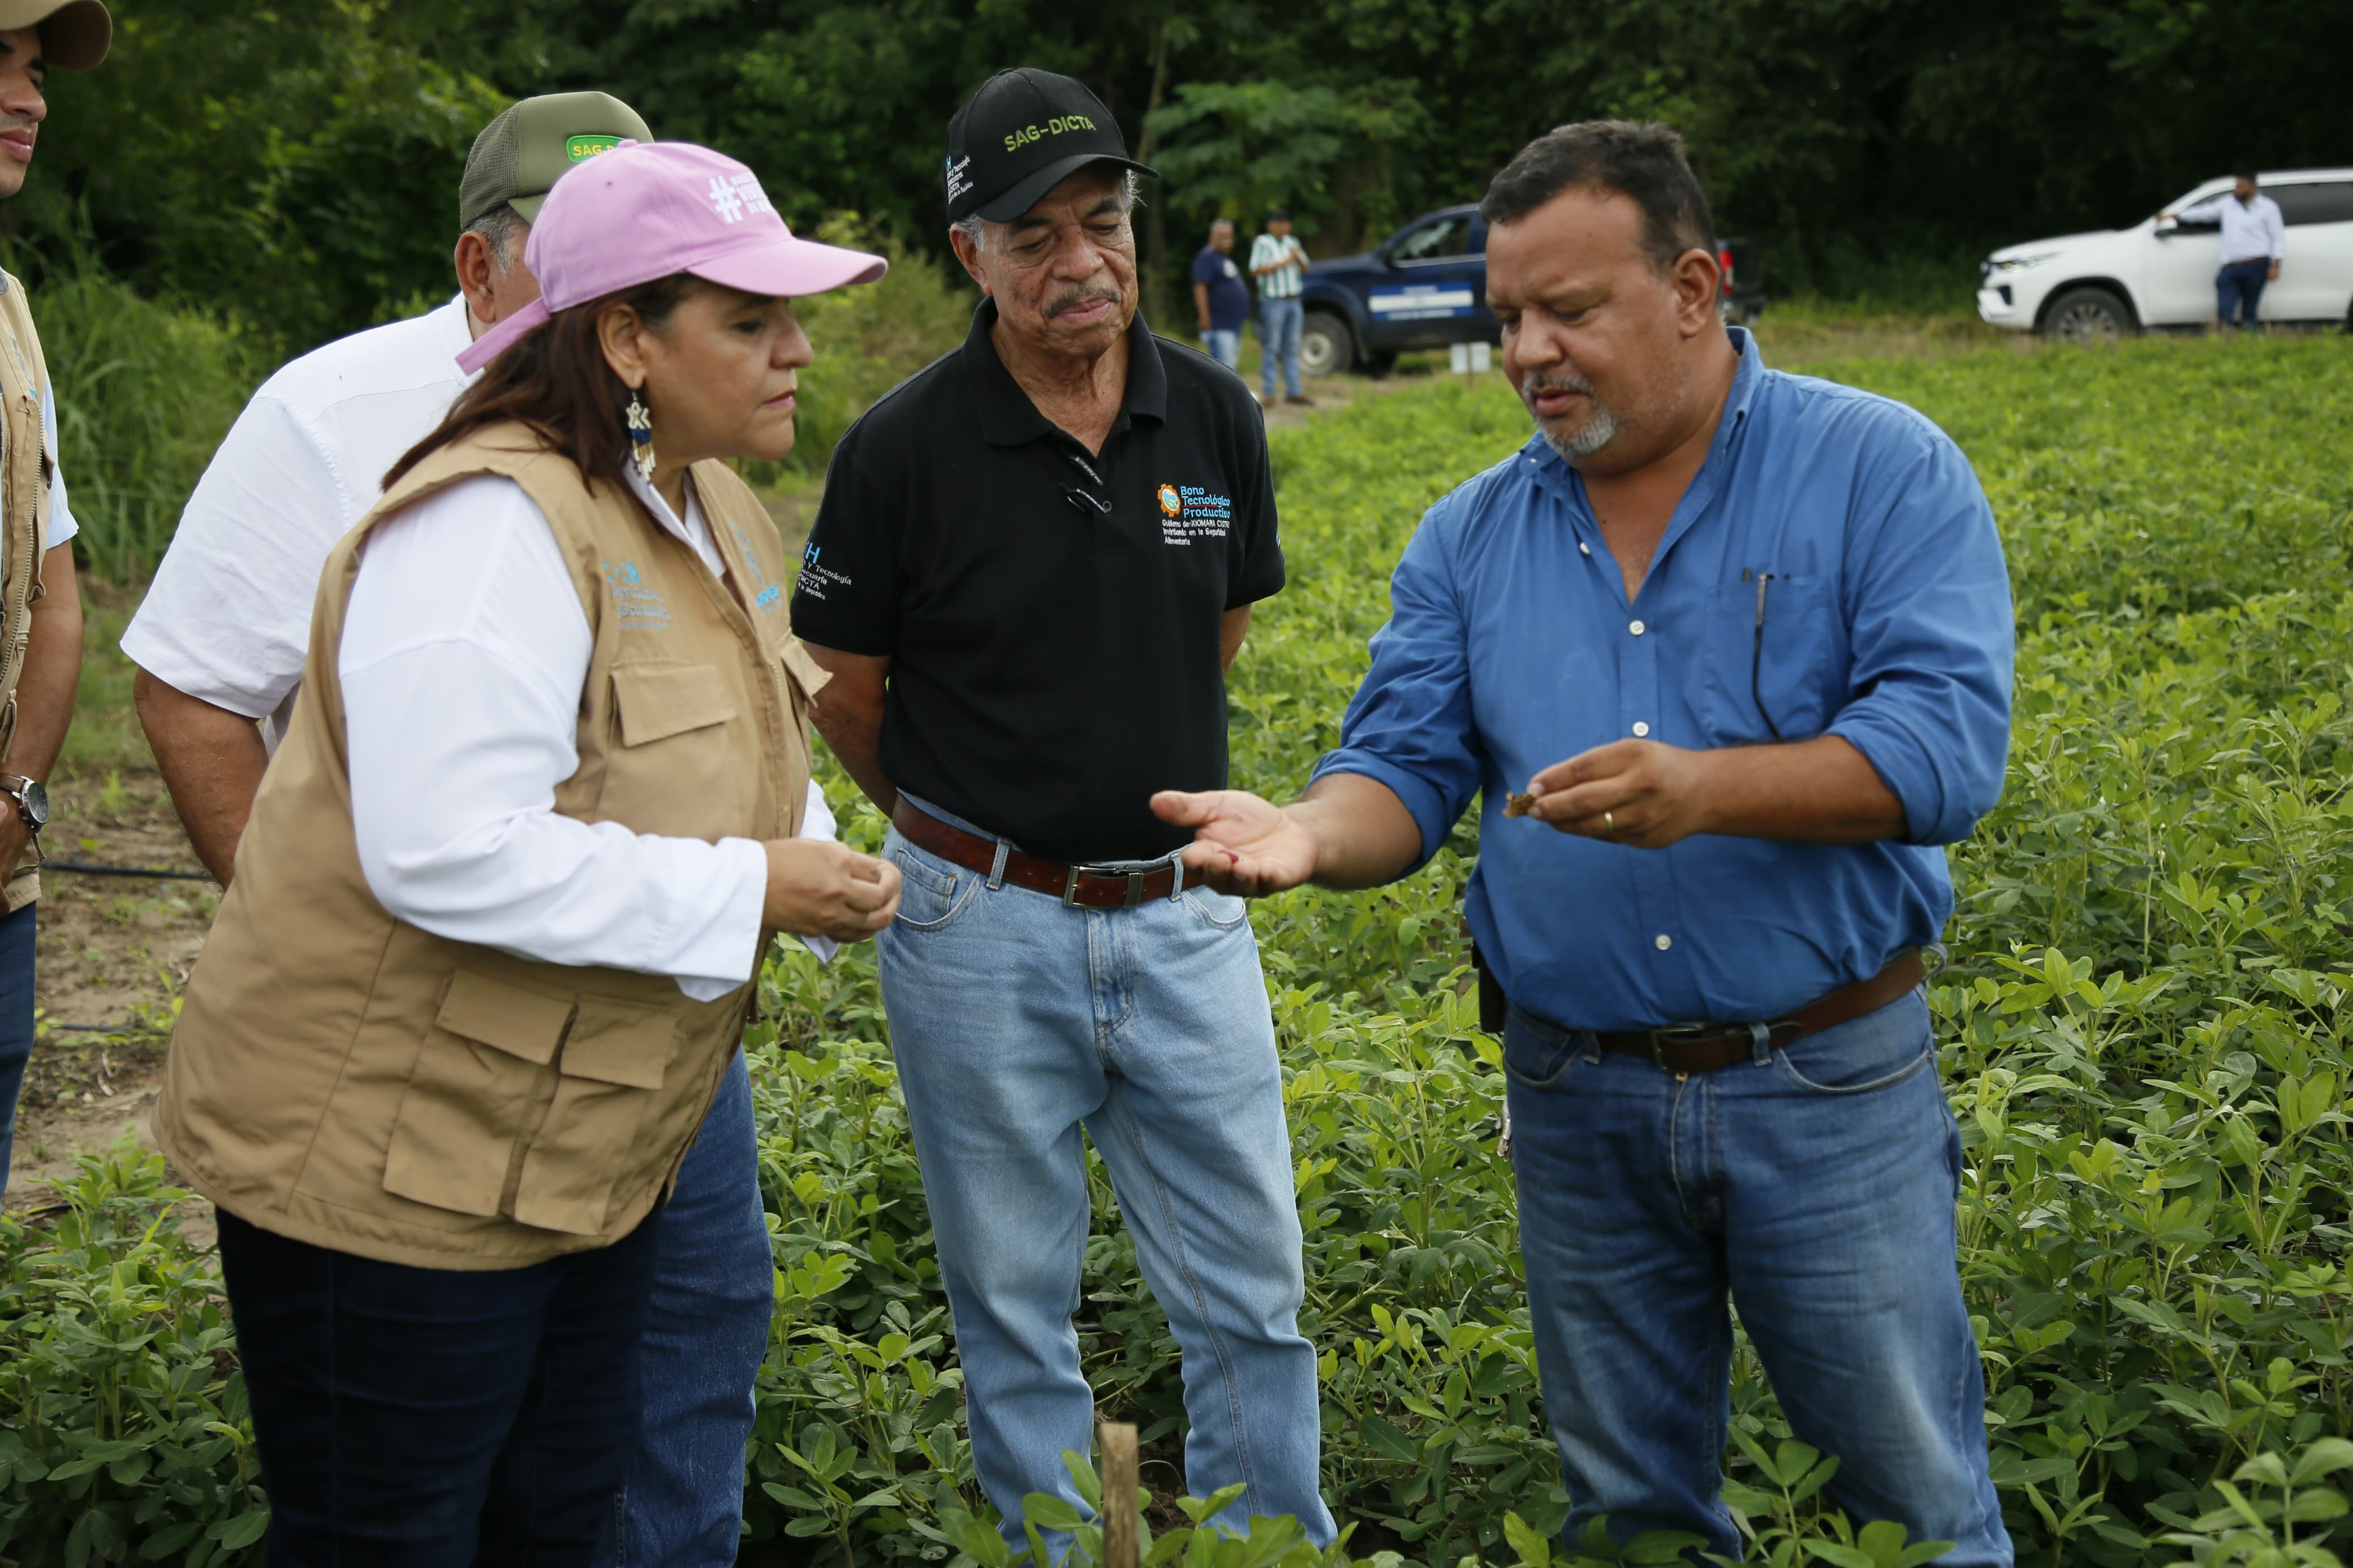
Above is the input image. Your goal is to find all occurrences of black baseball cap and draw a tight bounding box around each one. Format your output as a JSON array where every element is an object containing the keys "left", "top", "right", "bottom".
[{"left": 945, "top": 68, "right": 1156, "bottom": 224}]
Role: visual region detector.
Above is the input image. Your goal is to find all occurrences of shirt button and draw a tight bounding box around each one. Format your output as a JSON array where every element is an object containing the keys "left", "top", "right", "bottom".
[
  {"left": 1629, "top": 619, "right": 1645, "bottom": 636},
  {"left": 1632, "top": 721, "right": 1650, "bottom": 737},
  {"left": 1654, "top": 934, "right": 1673, "bottom": 951},
  {"left": 1579, "top": 542, "right": 1591, "bottom": 555}
]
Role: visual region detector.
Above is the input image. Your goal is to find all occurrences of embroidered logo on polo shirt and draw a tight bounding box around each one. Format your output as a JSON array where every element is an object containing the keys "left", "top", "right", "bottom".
[
  {"left": 1158, "top": 485, "right": 1233, "bottom": 546},
  {"left": 796, "top": 542, "right": 852, "bottom": 602},
  {"left": 603, "top": 559, "right": 671, "bottom": 630}
]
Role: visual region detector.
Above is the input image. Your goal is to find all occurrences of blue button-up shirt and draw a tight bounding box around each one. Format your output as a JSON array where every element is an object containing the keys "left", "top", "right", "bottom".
[{"left": 1312, "top": 329, "right": 2012, "bottom": 1031}]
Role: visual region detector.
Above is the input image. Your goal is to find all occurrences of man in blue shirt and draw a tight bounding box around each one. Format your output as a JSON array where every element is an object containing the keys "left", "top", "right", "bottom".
[
  {"left": 1155, "top": 121, "right": 2015, "bottom": 1565},
  {"left": 1191, "top": 218, "right": 1251, "bottom": 370}
]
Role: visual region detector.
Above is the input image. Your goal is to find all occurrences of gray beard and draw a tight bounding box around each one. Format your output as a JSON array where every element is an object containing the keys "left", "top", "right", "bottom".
[
  {"left": 1524, "top": 372, "right": 1620, "bottom": 461},
  {"left": 1541, "top": 404, "right": 1618, "bottom": 461}
]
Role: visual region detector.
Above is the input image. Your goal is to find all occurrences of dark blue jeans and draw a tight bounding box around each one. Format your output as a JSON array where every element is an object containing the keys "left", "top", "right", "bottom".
[
  {"left": 0, "top": 900, "right": 37, "bottom": 1191},
  {"left": 1505, "top": 991, "right": 2010, "bottom": 1566},
  {"left": 217, "top": 1202, "right": 666, "bottom": 1566},
  {"left": 610, "top": 1049, "right": 773, "bottom": 1566},
  {"left": 2217, "top": 260, "right": 2270, "bottom": 329}
]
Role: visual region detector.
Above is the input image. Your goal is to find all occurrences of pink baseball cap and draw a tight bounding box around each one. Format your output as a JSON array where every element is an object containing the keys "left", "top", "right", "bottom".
[{"left": 458, "top": 141, "right": 887, "bottom": 374}]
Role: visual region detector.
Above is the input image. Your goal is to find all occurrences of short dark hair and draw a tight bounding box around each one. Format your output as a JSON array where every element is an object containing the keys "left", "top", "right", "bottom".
[
  {"left": 1480, "top": 120, "right": 1716, "bottom": 276},
  {"left": 2236, "top": 167, "right": 2261, "bottom": 183}
]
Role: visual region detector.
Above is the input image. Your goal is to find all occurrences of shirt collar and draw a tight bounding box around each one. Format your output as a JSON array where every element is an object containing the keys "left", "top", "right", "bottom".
[{"left": 964, "top": 296, "right": 1166, "bottom": 448}]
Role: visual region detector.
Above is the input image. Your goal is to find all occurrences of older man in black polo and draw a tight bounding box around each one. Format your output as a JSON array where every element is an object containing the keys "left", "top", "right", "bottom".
[{"left": 791, "top": 67, "right": 1333, "bottom": 1549}]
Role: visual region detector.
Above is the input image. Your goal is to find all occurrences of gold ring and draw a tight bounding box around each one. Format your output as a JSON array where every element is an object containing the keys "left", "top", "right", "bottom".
[{"left": 1604, "top": 810, "right": 1616, "bottom": 833}]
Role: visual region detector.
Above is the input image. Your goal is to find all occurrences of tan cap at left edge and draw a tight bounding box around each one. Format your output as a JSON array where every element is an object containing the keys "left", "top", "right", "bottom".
[{"left": 0, "top": 0, "right": 109, "bottom": 71}]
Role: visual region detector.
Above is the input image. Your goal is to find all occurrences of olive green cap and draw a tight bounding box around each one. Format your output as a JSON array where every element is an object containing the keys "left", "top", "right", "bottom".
[
  {"left": 0, "top": 0, "right": 110, "bottom": 70},
  {"left": 458, "top": 90, "right": 653, "bottom": 231}
]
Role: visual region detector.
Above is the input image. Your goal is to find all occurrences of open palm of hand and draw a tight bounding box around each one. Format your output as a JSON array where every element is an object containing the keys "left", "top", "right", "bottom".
[{"left": 1149, "top": 788, "right": 1317, "bottom": 896}]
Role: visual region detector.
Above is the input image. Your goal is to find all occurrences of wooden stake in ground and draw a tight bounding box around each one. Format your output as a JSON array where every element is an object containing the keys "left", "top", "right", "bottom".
[{"left": 1097, "top": 1417, "right": 1140, "bottom": 1568}]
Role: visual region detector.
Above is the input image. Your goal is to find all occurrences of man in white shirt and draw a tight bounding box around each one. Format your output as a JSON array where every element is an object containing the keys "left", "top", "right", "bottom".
[
  {"left": 124, "top": 92, "right": 804, "bottom": 1568},
  {"left": 1248, "top": 208, "right": 1313, "bottom": 405},
  {"left": 2162, "top": 170, "right": 2286, "bottom": 331}
]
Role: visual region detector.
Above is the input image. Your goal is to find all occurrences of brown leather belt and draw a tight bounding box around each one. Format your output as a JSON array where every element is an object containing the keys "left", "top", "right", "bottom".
[
  {"left": 1574, "top": 949, "right": 1927, "bottom": 1074},
  {"left": 891, "top": 801, "right": 1182, "bottom": 909}
]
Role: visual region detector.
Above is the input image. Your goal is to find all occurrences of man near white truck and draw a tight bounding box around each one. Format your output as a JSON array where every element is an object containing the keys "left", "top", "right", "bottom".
[{"left": 2161, "top": 170, "right": 2286, "bottom": 331}]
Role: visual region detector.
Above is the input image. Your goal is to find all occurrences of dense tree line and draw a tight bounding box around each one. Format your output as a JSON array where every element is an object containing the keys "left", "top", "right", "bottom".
[{"left": 19, "top": 0, "right": 2349, "bottom": 352}]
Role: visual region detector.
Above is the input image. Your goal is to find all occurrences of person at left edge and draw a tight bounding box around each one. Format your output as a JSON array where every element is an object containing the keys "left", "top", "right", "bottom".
[
  {"left": 151, "top": 141, "right": 900, "bottom": 1563},
  {"left": 795, "top": 67, "right": 1334, "bottom": 1550},
  {"left": 122, "top": 93, "right": 838, "bottom": 1568},
  {"left": 1192, "top": 218, "right": 1248, "bottom": 370},
  {"left": 0, "top": 0, "right": 109, "bottom": 1200}
]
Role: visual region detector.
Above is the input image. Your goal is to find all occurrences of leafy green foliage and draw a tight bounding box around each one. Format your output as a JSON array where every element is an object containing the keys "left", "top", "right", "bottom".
[
  {"left": 21, "top": 0, "right": 2353, "bottom": 349},
  {"left": 0, "top": 1140, "right": 265, "bottom": 1566},
  {"left": 27, "top": 258, "right": 267, "bottom": 581},
  {"left": 12, "top": 335, "right": 2353, "bottom": 1566}
]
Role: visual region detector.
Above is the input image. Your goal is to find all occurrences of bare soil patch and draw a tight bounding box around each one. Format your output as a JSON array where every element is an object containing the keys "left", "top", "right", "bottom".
[{"left": 2, "top": 762, "right": 218, "bottom": 1245}]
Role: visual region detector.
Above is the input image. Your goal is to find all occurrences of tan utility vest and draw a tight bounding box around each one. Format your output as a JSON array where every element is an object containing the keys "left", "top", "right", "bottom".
[
  {"left": 0, "top": 273, "right": 57, "bottom": 906},
  {"left": 153, "top": 424, "right": 826, "bottom": 1269}
]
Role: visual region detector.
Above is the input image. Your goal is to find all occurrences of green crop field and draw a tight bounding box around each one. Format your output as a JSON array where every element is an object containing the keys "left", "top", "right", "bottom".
[{"left": 6, "top": 334, "right": 2353, "bottom": 1567}]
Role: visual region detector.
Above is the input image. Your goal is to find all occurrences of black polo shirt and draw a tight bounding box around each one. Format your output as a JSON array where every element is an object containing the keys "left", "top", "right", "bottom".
[{"left": 791, "top": 299, "right": 1284, "bottom": 865}]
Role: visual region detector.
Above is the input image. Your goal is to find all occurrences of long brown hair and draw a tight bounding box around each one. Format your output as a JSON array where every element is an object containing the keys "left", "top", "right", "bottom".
[{"left": 383, "top": 273, "right": 700, "bottom": 495}]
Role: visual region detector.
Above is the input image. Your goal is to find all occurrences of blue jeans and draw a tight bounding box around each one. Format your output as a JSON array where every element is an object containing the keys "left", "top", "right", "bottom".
[
  {"left": 1201, "top": 329, "right": 1241, "bottom": 370},
  {"left": 1258, "top": 297, "right": 1303, "bottom": 399},
  {"left": 217, "top": 1201, "right": 665, "bottom": 1563},
  {"left": 876, "top": 819, "right": 1332, "bottom": 1548},
  {"left": 611, "top": 1049, "right": 773, "bottom": 1567},
  {"left": 1505, "top": 990, "right": 2010, "bottom": 1567},
  {"left": 0, "top": 900, "right": 36, "bottom": 1191},
  {"left": 2217, "top": 260, "right": 2270, "bottom": 329}
]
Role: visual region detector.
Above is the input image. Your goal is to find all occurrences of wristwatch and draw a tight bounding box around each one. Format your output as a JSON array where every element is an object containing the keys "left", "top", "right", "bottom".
[{"left": 0, "top": 774, "right": 49, "bottom": 834}]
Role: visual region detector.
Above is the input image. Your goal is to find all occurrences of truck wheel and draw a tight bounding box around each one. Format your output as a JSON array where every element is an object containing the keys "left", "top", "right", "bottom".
[
  {"left": 1299, "top": 312, "right": 1352, "bottom": 377},
  {"left": 2041, "top": 288, "right": 2133, "bottom": 343}
]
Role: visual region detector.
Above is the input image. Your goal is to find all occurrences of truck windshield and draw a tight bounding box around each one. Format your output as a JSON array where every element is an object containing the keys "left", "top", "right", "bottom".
[{"left": 1392, "top": 215, "right": 1472, "bottom": 262}]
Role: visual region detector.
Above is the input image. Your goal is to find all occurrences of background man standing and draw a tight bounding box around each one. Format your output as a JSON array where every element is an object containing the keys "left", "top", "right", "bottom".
[
  {"left": 1249, "top": 207, "right": 1311, "bottom": 405},
  {"left": 1155, "top": 121, "right": 2015, "bottom": 1564},
  {"left": 1191, "top": 217, "right": 1249, "bottom": 370},
  {"left": 0, "top": 0, "right": 109, "bottom": 1191},
  {"left": 123, "top": 93, "right": 810, "bottom": 1568},
  {"left": 2161, "top": 170, "right": 2285, "bottom": 332},
  {"left": 794, "top": 67, "right": 1332, "bottom": 1549}
]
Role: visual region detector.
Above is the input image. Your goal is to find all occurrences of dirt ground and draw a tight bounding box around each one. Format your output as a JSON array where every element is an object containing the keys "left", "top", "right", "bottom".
[{"left": 0, "top": 762, "right": 219, "bottom": 1239}]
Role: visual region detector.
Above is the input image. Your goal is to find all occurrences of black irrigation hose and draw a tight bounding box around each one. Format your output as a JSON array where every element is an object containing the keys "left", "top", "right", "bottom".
[
  {"left": 42, "top": 859, "right": 214, "bottom": 883},
  {"left": 48, "top": 1022, "right": 169, "bottom": 1036}
]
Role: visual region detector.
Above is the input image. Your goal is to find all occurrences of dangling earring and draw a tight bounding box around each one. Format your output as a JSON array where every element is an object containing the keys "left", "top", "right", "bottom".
[{"left": 626, "top": 390, "right": 657, "bottom": 483}]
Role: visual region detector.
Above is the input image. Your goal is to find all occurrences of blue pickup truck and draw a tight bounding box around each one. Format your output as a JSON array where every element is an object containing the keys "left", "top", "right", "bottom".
[{"left": 1294, "top": 205, "right": 1763, "bottom": 376}]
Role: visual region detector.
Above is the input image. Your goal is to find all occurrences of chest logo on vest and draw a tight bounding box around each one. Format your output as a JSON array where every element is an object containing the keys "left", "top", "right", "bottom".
[
  {"left": 602, "top": 559, "right": 672, "bottom": 630},
  {"left": 1157, "top": 483, "right": 1233, "bottom": 546}
]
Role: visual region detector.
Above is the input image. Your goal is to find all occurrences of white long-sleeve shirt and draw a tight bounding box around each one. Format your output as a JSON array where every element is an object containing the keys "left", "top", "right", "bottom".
[
  {"left": 2176, "top": 192, "right": 2287, "bottom": 265},
  {"left": 340, "top": 468, "right": 801, "bottom": 1001}
]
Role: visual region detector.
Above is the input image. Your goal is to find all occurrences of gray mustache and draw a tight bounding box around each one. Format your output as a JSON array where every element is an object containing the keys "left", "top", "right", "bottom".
[
  {"left": 1522, "top": 372, "right": 1596, "bottom": 398},
  {"left": 1047, "top": 288, "right": 1122, "bottom": 318}
]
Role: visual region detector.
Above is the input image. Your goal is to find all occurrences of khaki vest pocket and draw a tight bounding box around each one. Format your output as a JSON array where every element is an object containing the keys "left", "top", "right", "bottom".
[
  {"left": 603, "top": 662, "right": 747, "bottom": 839},
  {"left": 381, "top": 970, "right": 577, "bottom": 1218},
  {"left": 511, "top": 997, "right": 686, "bottom": 1235},
  {"left": 612, "top": 662, "right": 737, "bottom": 745}
]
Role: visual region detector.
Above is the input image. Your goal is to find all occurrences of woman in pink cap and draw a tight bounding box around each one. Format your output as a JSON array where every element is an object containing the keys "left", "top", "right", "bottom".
[{"left": 152, "top": 141, "right": 902, "bottom": 1563}]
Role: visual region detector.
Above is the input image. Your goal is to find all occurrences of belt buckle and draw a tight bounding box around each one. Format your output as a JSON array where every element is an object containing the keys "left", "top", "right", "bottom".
[
  {"left": 1647, "top": 1021, "right": 1714, "bottom": 1070},
  {"left": 1061, "top": 865, "right": 1149, "bottom": 908}
]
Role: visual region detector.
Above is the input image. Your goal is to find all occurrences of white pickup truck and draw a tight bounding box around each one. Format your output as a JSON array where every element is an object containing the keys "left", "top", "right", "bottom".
[{"left": 1976, "top": 169, "right": 2353, "bottom": 339}]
